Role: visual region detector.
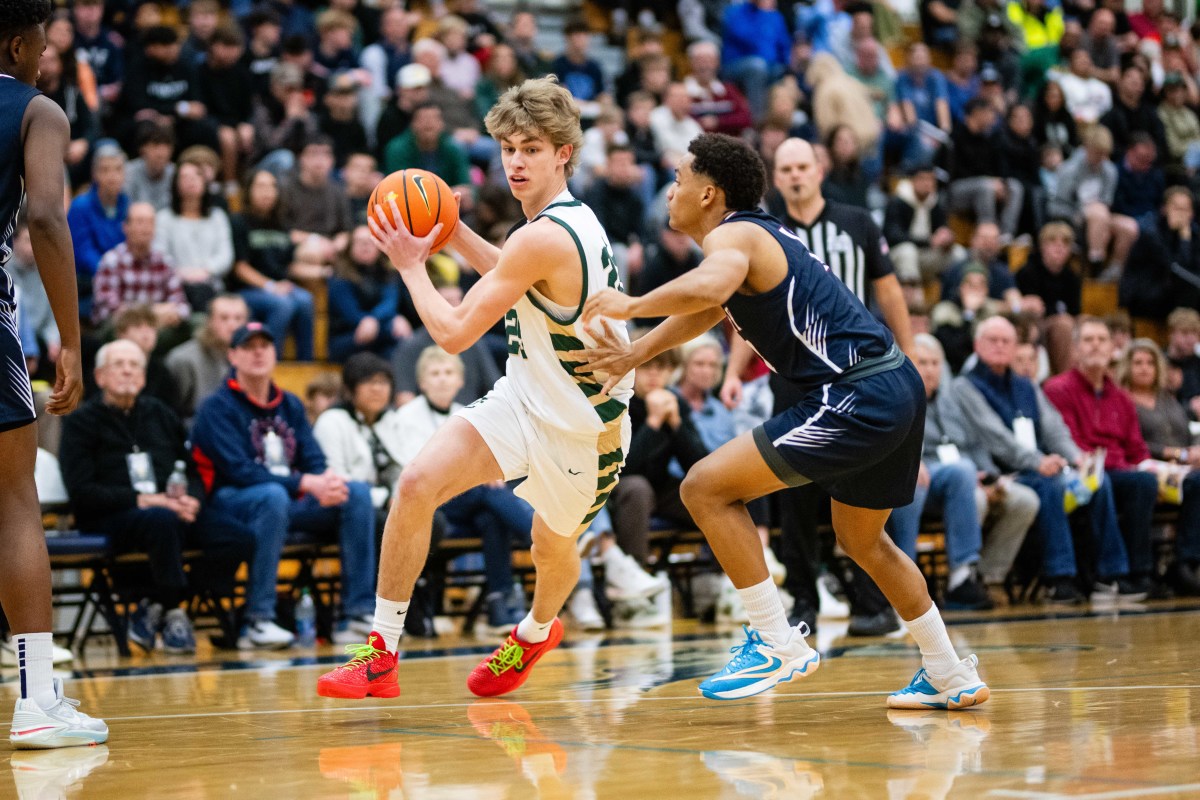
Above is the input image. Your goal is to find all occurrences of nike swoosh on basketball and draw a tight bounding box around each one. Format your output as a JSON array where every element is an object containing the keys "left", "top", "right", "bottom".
[
  {"left": 568, "top": 469, "right": 582, "bottom": 475},
  {"left": 366, "top": 664, "right": 394, "bottom": 681}
]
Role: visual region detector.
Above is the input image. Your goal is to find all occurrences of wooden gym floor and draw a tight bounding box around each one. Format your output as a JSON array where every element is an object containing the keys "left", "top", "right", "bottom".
[{"left": 4, "top": 603, "right": 1200, "bottom": 799}]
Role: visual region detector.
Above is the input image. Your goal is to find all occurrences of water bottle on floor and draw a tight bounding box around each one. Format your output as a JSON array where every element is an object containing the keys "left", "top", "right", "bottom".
[{"left": 296, "top": 590, "right": 316, "bottom": 647}]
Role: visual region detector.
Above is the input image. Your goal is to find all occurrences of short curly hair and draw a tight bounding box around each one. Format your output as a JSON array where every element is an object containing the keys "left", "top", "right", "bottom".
[
  {"left": 688, "top": 133, "right": 766, "bottom": 212},
  {"left": 0, "top": 0, "right": 51, "bottom": 40}
]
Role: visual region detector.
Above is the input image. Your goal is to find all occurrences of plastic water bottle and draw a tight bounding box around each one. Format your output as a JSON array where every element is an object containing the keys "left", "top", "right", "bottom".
[
  {"left": 166, "top": 461, "right": 188, "bottom": 499},
  {"left": 295, "top": 590, "right": 316, "bottom": 647}
]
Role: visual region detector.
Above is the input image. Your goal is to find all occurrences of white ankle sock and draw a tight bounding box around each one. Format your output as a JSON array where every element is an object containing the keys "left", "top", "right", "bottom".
[
  {"left": 372, "top": 596, "right": 409, "bottom": 652},
  {"left": 516, "top": 613, "right": 553, "bottom": 643},
  {"left": 14, "top": 632, "right": 55, "bottom": 708},
  {"left": 904, "top": 604, "right": 960, "bottom": 675},
  {"left": 737, "top": 577, "right": 793, "bottom": 647}
]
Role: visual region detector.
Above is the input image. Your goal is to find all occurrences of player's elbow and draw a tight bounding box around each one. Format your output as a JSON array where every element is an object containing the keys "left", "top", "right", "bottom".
[
  {"left": 440, "top": 338, "right": 469, "bottom": 356},
  {"left": 434, "top": 329, "right": 471, "bottom": 355},
  {"left": 25, "top": 202, "right": 66, "bottom": 232}
]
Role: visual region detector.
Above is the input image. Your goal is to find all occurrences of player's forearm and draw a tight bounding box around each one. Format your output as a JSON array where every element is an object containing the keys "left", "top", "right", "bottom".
[
  {"left": 400, "top": 270, "right": 472, "bottom": 354},
  {"left": 449, "top": 223, "right": 502, "bottom": 274},
  {"left": 629, "top": 274, "right": 727, "bottom": 319},
  {"left": 874, "top": 275, "right": 915, "bottom": 358},
  {"left": 632, "top": 307, "right": 726, "bottom": 365},
  {"left": 726, "top": 333, "right": 754, "bottom": 380},
  {"left": 28, "top": 214, "right": 82, "bottom": 348}
]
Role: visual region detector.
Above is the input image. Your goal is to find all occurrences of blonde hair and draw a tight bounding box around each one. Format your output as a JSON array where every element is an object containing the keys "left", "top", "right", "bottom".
[
  {"left": 416, "top": 345, "right": 464, "bottom": 382},
  {"left": 1038, "top": 220, "right": 1075, "bottom": 246},
  {"left": 1116, "top": 337, "right": 1168, "bottom": 394},
  {"left": 484, "top": 76, "right": 584, "bottom": 178},
  {"left": 680, "top": 333, "right": 725, "bottom": 367}
]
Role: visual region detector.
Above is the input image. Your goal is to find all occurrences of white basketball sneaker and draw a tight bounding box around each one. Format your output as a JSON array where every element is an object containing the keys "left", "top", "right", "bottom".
[
  {"left": 10, "top": 679, "right": 109, "bottom": 749},
  {"left": 699, "top": 624, "right": 820, "bottom": 701},
  {"left": 888, "top": 654, "right": 990, "bottom": 710}
]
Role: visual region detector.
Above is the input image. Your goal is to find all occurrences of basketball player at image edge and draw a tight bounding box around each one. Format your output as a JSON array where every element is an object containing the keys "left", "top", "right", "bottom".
[{"left": 1, "top": 0, "right": 108, "bottom": 747}]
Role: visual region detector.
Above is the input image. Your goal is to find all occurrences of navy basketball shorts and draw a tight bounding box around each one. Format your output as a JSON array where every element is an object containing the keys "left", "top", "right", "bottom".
[
  {"left": 753, "top": 360, "right": 926, "bottom": 510},
  {"left": 0, "top": 299, "right": 36, "bottom": 434}
]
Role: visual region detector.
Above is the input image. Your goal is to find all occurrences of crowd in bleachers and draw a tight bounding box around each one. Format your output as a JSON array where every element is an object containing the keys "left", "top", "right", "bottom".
[{"left": 15, "top": 0, "right": 1200, "bottom": 652}]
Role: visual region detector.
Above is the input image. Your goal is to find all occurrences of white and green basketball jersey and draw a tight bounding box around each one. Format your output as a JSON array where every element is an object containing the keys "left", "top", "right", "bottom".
[{"left": 502, "top": 190, "right": 636, "bottom": 436}]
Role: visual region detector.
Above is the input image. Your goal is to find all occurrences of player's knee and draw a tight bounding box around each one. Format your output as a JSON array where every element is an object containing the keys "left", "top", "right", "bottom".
[
  {"left": 679, "top": 469, "right": 712, "bottom": 514},
  {"left": 836, "top": 531, "right": 886, "bottom": 563},
  {"left": 394, "top": 466, "right": 445, "bottom": 509}
]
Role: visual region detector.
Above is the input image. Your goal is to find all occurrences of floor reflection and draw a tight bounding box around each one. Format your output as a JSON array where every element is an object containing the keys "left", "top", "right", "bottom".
[
  {"left": 701, "top": 750, "right": 825, "bottom": 799},
  {"left": 886, "top": 709, "right": 990, "bottom": 799},
  {"left": 318, "top": 742, "right": 405, "bottom": 799},
  {"left": 10, "top": 745, "right": 109, "bottom": 800},
  {"left": 468, "top": 700, "right": 572, "bottom": 798}
]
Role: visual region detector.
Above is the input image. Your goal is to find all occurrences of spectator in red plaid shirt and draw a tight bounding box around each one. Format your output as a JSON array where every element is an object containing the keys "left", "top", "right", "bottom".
[{"left": 92, "top": 202, "right": 191, "bottom": 329}]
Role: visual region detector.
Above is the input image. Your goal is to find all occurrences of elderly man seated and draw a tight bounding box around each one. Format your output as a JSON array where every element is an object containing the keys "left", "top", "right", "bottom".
[
  {"left": 951, "top": 317, "right": 1141, "bottom": 604},
  {"left": 59, "top": 339, "right": 253, "bottom": 653},
  {"left": 887, "top": 334, "right": 1040, "bottom": 608}
]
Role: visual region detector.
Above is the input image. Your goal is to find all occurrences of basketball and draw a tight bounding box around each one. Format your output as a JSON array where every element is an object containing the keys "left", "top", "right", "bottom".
[{"left": 368, "top": 168, "right": 459, "bottom": 252}]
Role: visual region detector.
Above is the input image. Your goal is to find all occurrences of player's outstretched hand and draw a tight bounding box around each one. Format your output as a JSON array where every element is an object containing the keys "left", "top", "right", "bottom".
[
  {"left": 45, "top": 345, "right": 83, "bottom": 416},
  {"left": 568, "top": 318, "right": 636, "bottom": 396},
  {"left": 368, "top": 195, "right": 442, "bottom": 274},
  {"left": 582, "top": 288, "right": 635, "bottom": 323}
]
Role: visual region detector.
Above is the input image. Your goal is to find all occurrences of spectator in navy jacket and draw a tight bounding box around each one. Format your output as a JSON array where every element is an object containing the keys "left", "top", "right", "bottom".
[
  {"left": 328, "top": 225, "right": 414, "bottom": 362},
  {"left": 1113, "top": 134, "right": 1167, "bottom": 227},
  {"left": 192, "top": 323, "right": 376, "bottom": 649},
  {"left": 720, "top": 0, "right": 792, "bottom": 121},
  {"left": 68, "top": 143, "right": 129, "bottom": 319}
]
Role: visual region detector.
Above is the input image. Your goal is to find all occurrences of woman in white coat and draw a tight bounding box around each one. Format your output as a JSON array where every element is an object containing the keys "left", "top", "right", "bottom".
[{"left": 315, "top": 349, "right": 533, "bottom": 634}]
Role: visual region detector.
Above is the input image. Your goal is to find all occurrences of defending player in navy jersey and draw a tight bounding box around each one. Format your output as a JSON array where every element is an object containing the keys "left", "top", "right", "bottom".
[
  {"left": 579, "top": 133, "right": 988, "bottom": 709},
  {"left": 1, "top": 0, "right": 107, "bottom": 747}
]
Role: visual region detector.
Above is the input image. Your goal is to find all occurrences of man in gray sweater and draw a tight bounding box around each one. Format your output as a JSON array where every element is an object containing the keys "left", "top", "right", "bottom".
[
  {"left": 951, "top": 316, "right": 1136, "bottom": 604},
  {"left": 888, "top": 334, "right": 1039, "bottom": 608},
  {"left": 165, "top": 294, "right": 247, "bottom": 422}
]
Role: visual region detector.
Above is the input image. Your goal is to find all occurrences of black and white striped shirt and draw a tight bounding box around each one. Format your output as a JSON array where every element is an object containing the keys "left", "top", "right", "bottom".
[{"left": 773, "top": 200, "right": 894, "bottom": 306}]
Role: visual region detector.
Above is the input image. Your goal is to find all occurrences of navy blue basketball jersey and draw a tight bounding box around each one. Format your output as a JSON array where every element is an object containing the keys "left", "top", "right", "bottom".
[
  {"left": 0, "top": 75, "right": 39, "bottom": 306},
  {"left": 721, "top": 210, "right": 895, "bottom": 392}
]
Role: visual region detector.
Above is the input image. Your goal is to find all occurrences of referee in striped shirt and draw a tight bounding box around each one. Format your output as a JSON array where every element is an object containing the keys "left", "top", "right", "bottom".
[{"left": 724, "top": 138, "right": 916, "bottom": 636}]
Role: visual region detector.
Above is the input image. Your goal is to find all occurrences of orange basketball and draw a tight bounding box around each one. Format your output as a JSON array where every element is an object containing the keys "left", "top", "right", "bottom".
[{"left": 368, "top": 169, "right": 459, "bottom": 252}]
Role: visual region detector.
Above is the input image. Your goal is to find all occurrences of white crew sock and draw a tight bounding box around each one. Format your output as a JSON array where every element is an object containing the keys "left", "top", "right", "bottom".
[
  {"left": 516, "top": 613, "right": 553, "bottom": 643},
  {"left": 14, "top": 632, "right": 55, "bottom": 708},
  {"left": 737, "top": 577, "right": 793, "bottom": 647},
  {"left": 904, "top": 604, "right": 960, "bottom": 675},
  {"left": 371, "top": 596, "right": 409, "bottom": 652}
]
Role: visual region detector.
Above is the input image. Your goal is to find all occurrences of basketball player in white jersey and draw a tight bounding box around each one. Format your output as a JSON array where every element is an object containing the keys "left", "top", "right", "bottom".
[{"left": 317, "top": 76, "right": 635, "bottom": 700}]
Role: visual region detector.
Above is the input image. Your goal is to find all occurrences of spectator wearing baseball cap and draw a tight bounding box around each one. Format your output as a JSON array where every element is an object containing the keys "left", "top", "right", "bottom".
[
  {"left": 192, "top": 322, "right": 377, "bottom": 649},
  {"left": 375, "top": 63, "right": 431, "bottom": 162}
]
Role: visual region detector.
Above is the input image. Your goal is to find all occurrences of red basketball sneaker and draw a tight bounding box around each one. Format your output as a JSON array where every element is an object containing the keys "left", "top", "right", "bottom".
[
  {"left": 467, "top": 619, "right": 564, "bottom": 697},
  {"left": 317, "top": 633, "right": 400, "bottom": 699}
]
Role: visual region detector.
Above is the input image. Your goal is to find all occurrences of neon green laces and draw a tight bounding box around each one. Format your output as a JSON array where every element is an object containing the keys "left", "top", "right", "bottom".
[
  {"left": 340, "top": 642, "right": 385, "bottom": 671},
  {"left": 485, "top": 638, "right": 526, "bottom": 676}
]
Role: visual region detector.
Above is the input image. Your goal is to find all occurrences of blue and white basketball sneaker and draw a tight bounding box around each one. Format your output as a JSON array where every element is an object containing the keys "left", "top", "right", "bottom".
[
  {"left": 698, "top": 624, "right": 820, "bottom": 701},
  {"left": 887, "top": 654, "right": 989, "bottom": 710}
]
